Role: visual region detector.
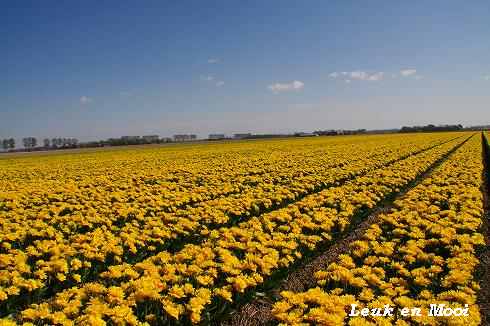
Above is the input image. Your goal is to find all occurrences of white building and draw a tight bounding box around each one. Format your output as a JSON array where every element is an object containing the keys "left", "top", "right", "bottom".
[
  {"left": 142, "top": 135, "right": 159, "bottom": 142},
  {"left": 233, "top": 133, "right": 252, "bottom": 139},
  {"left": 209, "top": 134, "right": 225, "bottom": 140}
]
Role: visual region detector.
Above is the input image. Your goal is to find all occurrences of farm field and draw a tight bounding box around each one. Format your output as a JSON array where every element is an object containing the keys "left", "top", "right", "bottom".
[{"left": 0, "top": 132, "right": 489, "bottom": 325}]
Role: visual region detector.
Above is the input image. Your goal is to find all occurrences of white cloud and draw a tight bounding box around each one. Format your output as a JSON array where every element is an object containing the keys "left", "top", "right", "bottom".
[
  {"left": 349, "top": 71, "right": 369, "bottom": 80},
  {"left": 80, "top": 96, "right": 92, "bottom": 104},
  {"left": 400, "top": 69, "right": 417, "bottom": 77},
  {"left": 268, "top": 80, "right": 305, "bottom": 93},
  {"left": 331, "top": 71, "right": 384, "bottom": 82},
  {"left": 207, "top": 58, "right": 220, "bottom": 64},
  {"left": 201, "top": 75, "right": 224, "bottom": 87},
  {"left": 367, "top": 72, "right": 384, "bottom": 81},
  {"left": 414, "top": 75, "right": 424, "bottom": 80},
  {"left": 484, "top": 75, "right": 490, "bottom": 81}
]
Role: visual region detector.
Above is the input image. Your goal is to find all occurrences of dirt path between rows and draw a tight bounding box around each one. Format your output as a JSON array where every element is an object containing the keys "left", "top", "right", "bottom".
[{"left": 477, "top": 133, "right": 490, "bottom": 325}]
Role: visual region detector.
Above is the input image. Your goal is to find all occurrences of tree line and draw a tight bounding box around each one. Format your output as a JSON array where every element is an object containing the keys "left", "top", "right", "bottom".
[
  {"left": 1, "top": 137, "right": 79, "bottom": 152},
  {"left": 399, "top": 124, "right": 463, "bottom": 133}
]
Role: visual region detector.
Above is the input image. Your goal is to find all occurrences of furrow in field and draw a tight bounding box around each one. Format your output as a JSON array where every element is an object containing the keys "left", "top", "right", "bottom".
[
  {"left": 270, "top": 135, "right": 484, "bottom": 326},
  {"left": 3, "top": 135, "right": 471, "bottom": 324},
  {"left": 477, "top": 132, "right": 490, "bottom": 325}
]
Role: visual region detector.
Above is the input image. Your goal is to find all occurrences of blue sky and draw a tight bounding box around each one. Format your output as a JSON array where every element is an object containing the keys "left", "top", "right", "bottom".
[{"left": 2, "top": 1, "right": 490, "bottom": 141}]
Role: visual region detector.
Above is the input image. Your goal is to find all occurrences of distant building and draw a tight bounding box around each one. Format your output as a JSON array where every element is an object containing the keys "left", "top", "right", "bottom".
[
  {"left": 174, "top": 134, "right": 189, "bottom": 142},
  {"left": 208, "top": 134, "right": 226, "bottom": 140},
  {"left": 174, "top": 134, "right": 196, "bottom": 142},
  {"left": 121, "top": 136, "right": 141, "bottom": 141},
  {"left": 233, "top": 133, "right": 252, "bottom": 139},
  {"left": 142, "top": 135, "right": 159, "bottom": 143}
]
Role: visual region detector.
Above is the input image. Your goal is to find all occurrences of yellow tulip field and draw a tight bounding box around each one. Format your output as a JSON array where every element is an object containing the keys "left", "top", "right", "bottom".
[{"left": 0, "top": 132, "right": 488, "bottom": 325}]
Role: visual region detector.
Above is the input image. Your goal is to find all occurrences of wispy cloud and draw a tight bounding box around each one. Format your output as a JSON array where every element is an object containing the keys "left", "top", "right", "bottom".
[
  {"left": 207, "top": 58, "right": 220, "bottom": 64},
  {"left": 268, "top": 80, "right": 305, "bottom": 93},
  {"left": 80, "top": 96, "right": 92, "bottom": 104},
  {"left": 201, "top": 75, "right": 224, "bottom": 87},
  {"left": 400, "top": 69, "right": 417, "bottom": 77},
  {"left": 366, "top": 72, "right": 384, "bottom": 81},
  {"left": 330, "top": 71, "right": 384, "bottom": 82},
  {"left": 329, "top": 69, "right": 425, "bottom": 82},
  {"left": 349, "top": 71, "right": 369, "bottom": 80},
  {"left": 200, "top": 75, "right": 215, "bottom": 81}
]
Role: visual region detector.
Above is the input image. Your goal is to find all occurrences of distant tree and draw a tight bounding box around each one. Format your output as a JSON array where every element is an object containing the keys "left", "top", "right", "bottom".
[
  {"left": 66, "top": 138, "right": 79, "bottom": 147},
  {"left": 8, "top": 138, "right": 15, "bottom": 149},
  {"left": 51, "top": 138, "right": 58, "bottom": 148},
  {"left": 22, "top": 137, "right": 37, "bottom": 150},
  {"left": 44, "top": 137, "right": 79, "bottom": 148},
  {"left": 43, "top": 138, "right": 50, "bottom": 148},
  {"left": 51, "top": 137, "right": 63, "bottom": 148},
  {"left": 1, "top": 139, "right": 8, "bottom": 151}
]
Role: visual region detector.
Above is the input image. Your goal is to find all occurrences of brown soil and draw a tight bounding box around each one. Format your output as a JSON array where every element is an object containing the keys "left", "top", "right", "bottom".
[{"left": 477, "top": 134, "right": 490, "bottom": 325}]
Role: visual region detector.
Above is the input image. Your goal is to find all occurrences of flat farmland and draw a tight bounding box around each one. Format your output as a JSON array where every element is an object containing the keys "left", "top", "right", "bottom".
[{"left": 0, "top": 132, "right": 488, "bottom": 325}]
